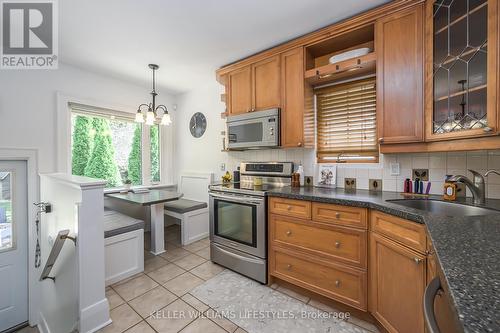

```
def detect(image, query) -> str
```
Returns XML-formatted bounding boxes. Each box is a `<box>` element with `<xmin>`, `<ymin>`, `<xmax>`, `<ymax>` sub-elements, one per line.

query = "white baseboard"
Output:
<box><xmin>79</xmin><ymin>298</ymin><xmax>111</xmax><ymax>333</ymax></box>
<box><xmin>37</xmin><ymin>312</ymin><xmax>50</xmax><ymax>333</ymax></box>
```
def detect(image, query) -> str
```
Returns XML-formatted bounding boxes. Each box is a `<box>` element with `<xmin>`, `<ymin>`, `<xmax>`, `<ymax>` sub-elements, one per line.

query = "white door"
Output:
<box><xmin>0</xmin><ymin>161</ymin><xmax>28</xmax><ymax>331</ymax></box>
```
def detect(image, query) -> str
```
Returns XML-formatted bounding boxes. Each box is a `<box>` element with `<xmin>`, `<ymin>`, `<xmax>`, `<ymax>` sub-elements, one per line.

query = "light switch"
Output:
<box><xmin>220</xmin><ymin>163</ymin><xmax>226</xmax><ymax>171</ymax></box>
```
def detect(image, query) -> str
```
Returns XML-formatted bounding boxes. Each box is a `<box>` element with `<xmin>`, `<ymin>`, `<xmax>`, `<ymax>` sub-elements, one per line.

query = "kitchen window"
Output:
<box><xmin>316</xmin><ymin>78</ymin><xmax>378</xmax><ymax>163</ymax></box>
<box><xmin>69</xmin><ymin>103</ymin><xmax>161</xmax><ymax>187</ymax></box>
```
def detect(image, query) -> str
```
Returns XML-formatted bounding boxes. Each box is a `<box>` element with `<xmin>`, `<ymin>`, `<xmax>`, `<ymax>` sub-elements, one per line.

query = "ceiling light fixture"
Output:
<box><xmin>135</xmin><ymin>64</ymin><xmax>171</xmax><ymax>126</ymax></box>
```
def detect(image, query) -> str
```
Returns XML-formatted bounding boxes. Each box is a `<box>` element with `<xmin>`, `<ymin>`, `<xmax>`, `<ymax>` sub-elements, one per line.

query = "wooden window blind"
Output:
<box><xmin>316</xmin><ymin>78</ymin><xmax>378</xmax><ymax>163</ymax></box>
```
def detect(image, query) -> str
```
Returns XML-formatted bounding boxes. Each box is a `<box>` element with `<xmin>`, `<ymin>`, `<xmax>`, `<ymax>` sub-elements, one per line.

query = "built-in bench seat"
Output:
<box><xmin>164</xmin><ymin>198</ymin><xmax>207</xmax><ymax>214</ymax></box>
<box><xmin>164</xmin><ymin>173</ymin><xmax>212</xmax><ymax>246</ymax></box>
<box><xmin>104</xmin><ymin>210</ymin><xmax>144</xmax><ymax>286</ymax></box>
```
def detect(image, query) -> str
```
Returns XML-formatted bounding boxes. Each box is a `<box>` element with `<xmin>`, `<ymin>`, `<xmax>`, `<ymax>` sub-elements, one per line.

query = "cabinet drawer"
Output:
<box><xmin>312</xmin><ymin>202</ymin><xmax>367</xmax><ymax>229</ymax></box>
<box><xmin>271</xmin><ymin>247</ymin><xmax>367</xmax><ymax>310</ymax></box>
<box><xmin>370</xmin><ymin>211</ymin><xmax>426</xmax><ymax>253</ymax></box>
<box><xmin>270</xmin><ymin>215</ymin><xmax>367</xmax><ymax>269</ymax></box>
<box><xmin>269</xmin><ymin>197</ymin><xmax>311</xmax><ymax>219</ymax></box>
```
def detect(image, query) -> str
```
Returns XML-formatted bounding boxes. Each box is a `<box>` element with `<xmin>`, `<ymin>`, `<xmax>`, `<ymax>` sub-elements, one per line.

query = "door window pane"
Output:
<box><xmin>215</xmin><ymin>201</ymin><xmax>256</xmax><ymax>247</ymax></box>
<box><xmin>0</xmin><ymin>172</ymin><xmax>13</xmax><ymax>251</ymax></box>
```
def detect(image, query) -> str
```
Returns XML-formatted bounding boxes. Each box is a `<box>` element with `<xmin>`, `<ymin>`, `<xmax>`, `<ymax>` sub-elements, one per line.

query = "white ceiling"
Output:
<box><xmin>60</xmin><ymin>0</ymin><xmax>389</xmax><ymax>94</ymax></box>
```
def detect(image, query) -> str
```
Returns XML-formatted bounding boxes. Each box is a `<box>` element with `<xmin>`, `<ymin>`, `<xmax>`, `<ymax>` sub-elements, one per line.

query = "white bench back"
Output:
<box><xmin>178</xmin><ymin>173</ymin><xmax>213</xmax><ymax>203</ymax></box>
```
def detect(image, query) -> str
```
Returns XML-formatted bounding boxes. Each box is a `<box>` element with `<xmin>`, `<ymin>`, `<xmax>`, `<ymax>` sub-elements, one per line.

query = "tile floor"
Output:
<box><xmin>98</xmin><ymin>224</ymin><xmax>379</xmax><ymax>333</ymax></box>
<box><xmin>16</xmin><ymin>224</ymin><xmax>378</xmax><ymax>333</ymax></box>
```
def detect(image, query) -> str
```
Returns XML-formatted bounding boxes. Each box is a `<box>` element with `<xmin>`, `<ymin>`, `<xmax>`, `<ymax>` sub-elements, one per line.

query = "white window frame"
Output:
<box><xmin>56</xmin><ymin>93</ymin><xmax>169</xmax><ymax>187</ymax></box>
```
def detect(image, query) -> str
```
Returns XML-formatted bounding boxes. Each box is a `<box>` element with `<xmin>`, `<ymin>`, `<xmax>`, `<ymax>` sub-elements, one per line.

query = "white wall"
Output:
<box><xmin>0</xmin><ymin>63</ymin><xmax>175</xmax><ymax>175</ymax></box>
<box><xmin>173</xmin><ymin>81</ymin><xmax>227</xmax><ymax>180</ymax></box>
<box><xmin>173</xmin><ymin>81</ymin><xmax>500</xmax><ymax>199</ymax></box>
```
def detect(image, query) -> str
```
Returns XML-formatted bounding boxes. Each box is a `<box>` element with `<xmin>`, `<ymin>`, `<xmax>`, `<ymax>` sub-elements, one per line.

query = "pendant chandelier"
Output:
<box><xmin>135</xmin><ymin>64</ymin><xmax>171</xmax><ymax>126</ymax></box>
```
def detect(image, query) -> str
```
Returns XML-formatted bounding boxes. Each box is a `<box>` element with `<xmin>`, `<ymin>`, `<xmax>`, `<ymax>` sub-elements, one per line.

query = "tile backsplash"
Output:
<box><xmin>226</xmin><ymin>149</ymin><xmax>500</xmax><ymax>199</ymax></box>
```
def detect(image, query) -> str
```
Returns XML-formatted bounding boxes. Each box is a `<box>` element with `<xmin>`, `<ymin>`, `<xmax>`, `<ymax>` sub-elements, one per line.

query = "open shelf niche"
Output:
<box><xmin>304</xmin><ymin>24</ymin><xmax>376</xmax><ymax>86</ymax></box>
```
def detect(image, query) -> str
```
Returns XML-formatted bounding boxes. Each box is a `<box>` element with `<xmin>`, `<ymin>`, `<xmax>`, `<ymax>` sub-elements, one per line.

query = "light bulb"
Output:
<box><xmin>135</xmin><ymin>111</ymin><xmax>144</xmax><ymax>123</ymax></box>
<box><xmin>146</xmin><ymin>110</ymin><xmax>155</xmax><ymax>125</ymax></box>
<box><xmin>161</xmin><ymin>113</ymin><xmax>171</xmax><ymax>125</ymax></box>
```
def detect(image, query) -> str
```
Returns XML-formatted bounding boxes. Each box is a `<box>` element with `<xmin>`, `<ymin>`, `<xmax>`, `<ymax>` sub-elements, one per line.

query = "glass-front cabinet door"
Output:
<box><xmin>426</xmin><ymin>0</ymin><xmax>498</xmax><ymax>140</ymax></box>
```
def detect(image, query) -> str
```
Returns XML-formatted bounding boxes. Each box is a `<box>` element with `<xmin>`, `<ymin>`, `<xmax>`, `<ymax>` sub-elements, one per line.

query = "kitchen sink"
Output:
<box><xmin>386</xmin><ymin>199</ymin><xmax>500</xmax><ymax>217</ymax></box>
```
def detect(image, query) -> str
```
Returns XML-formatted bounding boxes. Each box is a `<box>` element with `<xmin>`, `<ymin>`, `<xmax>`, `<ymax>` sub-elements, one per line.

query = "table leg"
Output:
<box><xmin>150</xmin><ymin>203</ymin><xmax>165</xmax><ymax>255</ymax></box>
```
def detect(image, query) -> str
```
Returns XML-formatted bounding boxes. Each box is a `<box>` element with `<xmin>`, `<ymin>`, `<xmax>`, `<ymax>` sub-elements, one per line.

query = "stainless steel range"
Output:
<box><xmin>208</xmin><ymin>162</ymin><xmax>293</xmax><ymax>283</ymax></box>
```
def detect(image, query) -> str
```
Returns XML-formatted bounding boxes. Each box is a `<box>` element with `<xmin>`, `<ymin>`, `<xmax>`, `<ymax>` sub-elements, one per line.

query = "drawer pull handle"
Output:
<box><xmin>335</xmin><ymin>212</ymin><xmax>341</xmax><ymax>219</ymax></box>
<box><xmin>287</xmin><ymin>205</ymin><xmax>292</xmax><ymax>211</ymax></box>
<box><xmin>335</xmin><ymin>241</ymin><xmax>341</xmax><ymax>248</ymax></box>
<box><xmin>414</xmin><ymin>258</ymin><xmax>423</xmax><ymax>264</ymax></box>
<box><xmin>286</xmin><ymin>230</ymin><xmax>292</xmax><ymax>236</ymax></box>
<box><xmin>335</xmin><ymin>280</ymin><xmax>341</xmax><ymax>288</ymax></box>
<box><xmin>286</xmin><ymin>264</ymin><xmax>292</xmax><ymax>271</ymax></box>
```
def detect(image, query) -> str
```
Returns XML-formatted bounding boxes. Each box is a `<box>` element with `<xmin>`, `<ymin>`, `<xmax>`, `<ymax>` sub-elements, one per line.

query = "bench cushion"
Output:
<box><xmin>104</xmin><ymin>210</ymin><xmax>145</xmax><ymax>238</ymax></box>
<box><xmin>164</xmin><ymin>198</ymin><xmax>207</xmax><ymax>214</ymax></box>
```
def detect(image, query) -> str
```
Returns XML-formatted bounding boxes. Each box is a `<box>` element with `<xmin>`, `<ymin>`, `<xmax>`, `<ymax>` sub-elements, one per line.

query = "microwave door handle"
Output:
<box><xmin>210</xmin><ymin>193</ymin><xmax>263</xmax><ymax>205</ymax></box>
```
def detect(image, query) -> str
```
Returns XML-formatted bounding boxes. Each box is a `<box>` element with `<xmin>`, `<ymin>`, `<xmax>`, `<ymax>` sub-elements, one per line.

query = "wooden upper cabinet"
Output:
<box><xmin>370</xmin><ymin>232</ymin><xmax>426</xmax><ymax>333</ymax></box>
<box><xmin>227</xmin><ymin>66</ymin><xmax>252</xmax><ymax>115</ymax></box>
<box><xmin>425</xmin><ymin>0</ymin><xmax>499</xmax><ymax>141</ymax></box>
<box><xmin>376</xmin><ymin>4</ymin><xmax>424</xmax><ymax>144</ymax></box>
<box><xmin>252</xmin><ymin>55</ymin><xmax>281</xmax><ymax>111</ymax></box>
<box><xmin>280</xmin><ymin>47</ymin><xmax>305</xmax><ymax>147</ymax></box>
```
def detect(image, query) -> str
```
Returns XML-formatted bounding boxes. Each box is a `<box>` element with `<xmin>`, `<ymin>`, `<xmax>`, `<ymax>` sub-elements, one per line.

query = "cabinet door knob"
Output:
<box><xmin>287</xmin><ymin>205</ymin><xmax>292</xmax><ymax>211</ymax></box>
<box><xmin>335</xmin><ymin>280</ymin><xmax>341</xmax><ymax>287</ymax></box>
<box><xmin>286</xmin><ymin>230</ymin><xmax>292</xmax><ymax>236</ymax></box>
<box><xmin>335</xmin><ymin>212</ymin><xmax>341</xmax><ymax>219</ymax></box>
<box><xmin>297</xmin><ymin>142</ymin><xmax>302</xmax><ymax>147</ymax></box>
<box><xmin>335</xmin><ymin>241</ymin><xmax>341</xmax><ymax>248</ymax></box>
<box><xmin>286</xmin><ymin>264</ymin><xmax>292</xmax><ymax>271</ymax></box>
<box><xmin>378</xmin><ymin>137</ymin><xmax>384</xmax><ymax>143</ymax></box>
<box><xmin>414</xmin><ymin>257</ymin><xmax>422</xmax><ymax>264</ymax></box>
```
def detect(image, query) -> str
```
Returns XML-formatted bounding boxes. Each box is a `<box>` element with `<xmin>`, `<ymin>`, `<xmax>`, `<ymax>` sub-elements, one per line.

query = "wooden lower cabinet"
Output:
<box><xmin>270</xmin><ymin>246</ymin><xmax>367</xmax><ymax>310</ymax></box>
<box><xmin>426</xmin><ymin>241</ymin><xmax>461</xmax><ymax>333</ymax></box>
<box><xmin>369</xmin><ymin>232</ymin><xmax>426</xmax><ymax>333</ymax></box>
<box><xmin>268</xmin><ymin>197</ymin><xmax>458</xmax><ymax>333</ymax></box>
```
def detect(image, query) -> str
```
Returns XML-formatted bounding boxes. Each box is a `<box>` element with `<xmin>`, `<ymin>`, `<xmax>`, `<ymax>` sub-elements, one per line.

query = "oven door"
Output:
<box><xmin>209</xmin><ymin>191</ymin><xmax>266</xmax><ymax>259</ymax></box>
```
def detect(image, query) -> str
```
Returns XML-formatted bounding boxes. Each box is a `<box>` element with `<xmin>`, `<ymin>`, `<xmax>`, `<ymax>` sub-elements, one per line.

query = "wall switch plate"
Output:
<box><xmin>304</xmin><ymin>176</ymin><xmax>313</xmax><ymax>187</ymax></box>
<box><xmin>390</xmin><ymin>163</ymin><xmax>400</xmax><ymax>176</ymax></box>
<box><xmin>369</xmin><ymin>179</ymin><xmax>382</xmax><ymax>191</ymax></box>
<box><xmin>412</xmin><ymin>169</ymin><xmax>429</xmax><ymax>181</ymax></box>
<box><xmin>220</xmin><ymin>163</ymin><xmax>226</xmax><ymax>171</ymax></box>
<box><xmin>345</xmin><ymin>178</ymin><xmax>356</xmax><ymax>190</ymax></box>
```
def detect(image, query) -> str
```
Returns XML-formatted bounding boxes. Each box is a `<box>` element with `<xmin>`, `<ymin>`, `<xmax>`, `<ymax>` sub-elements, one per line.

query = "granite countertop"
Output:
<box><xmin>267</xmin><ymin>186</ymin><xmax>500</xmax><ymax>333</ymax></box>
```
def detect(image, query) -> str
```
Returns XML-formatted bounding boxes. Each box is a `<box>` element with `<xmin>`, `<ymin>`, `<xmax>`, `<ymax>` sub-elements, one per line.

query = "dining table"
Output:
<box><xmin>106</xmin><ymin>189</ymin><xmax>182</xmax><ymax>255</ymax></box>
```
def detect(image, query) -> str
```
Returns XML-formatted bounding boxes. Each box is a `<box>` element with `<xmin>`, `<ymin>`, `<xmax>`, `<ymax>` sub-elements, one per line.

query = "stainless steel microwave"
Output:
<box><xmin>227</xmin><ymin>108</ymin><xmax>280</xmax><ymax>150</ymax></box>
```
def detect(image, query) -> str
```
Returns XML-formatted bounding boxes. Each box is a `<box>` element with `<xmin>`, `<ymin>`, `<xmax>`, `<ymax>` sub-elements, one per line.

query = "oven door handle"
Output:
<box><xmin>210</xmin><ymin>193</ymin><xmax>264</xmax><ymax>205</ymax></box>
<box><xmin>213</xmin><ymin>243</ymin><xmax>264</xmax><ymax>265</ymax></box>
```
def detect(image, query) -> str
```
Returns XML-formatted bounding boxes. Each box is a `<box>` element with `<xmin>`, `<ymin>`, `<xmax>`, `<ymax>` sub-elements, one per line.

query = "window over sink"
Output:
<box><xmin>316</xmin><ymin>78</ymin><xmax>378</xmax><ymax>163</ymax></box>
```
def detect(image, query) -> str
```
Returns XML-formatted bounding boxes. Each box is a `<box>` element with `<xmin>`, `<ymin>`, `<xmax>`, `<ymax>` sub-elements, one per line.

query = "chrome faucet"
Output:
<box><xmin>448</xmin><ymin>169</ymin><xmax>500</xmax><ymax>205</ymax></box>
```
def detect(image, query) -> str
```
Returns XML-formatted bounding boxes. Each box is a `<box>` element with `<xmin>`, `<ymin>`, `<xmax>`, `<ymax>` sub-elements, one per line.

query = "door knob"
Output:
<box><xmin>335</xmin><ymin>212</ymin><xmax>341</xmax><ymax>219</ymax></box>
<box><xmin>287</xmin><ymin>205</ymin><xmax>292</xmax><ymax>211</ymax></box>
<box><xmin>286</xmin><ymin>264</ymin><xmax>292</xmax><ymax>271</ymax></box>
<box><xmin>414</xmin><ymin>257</ymin><xmax>422</xmax><ymax>264</ymax></box>
<box><xmin>335</xmin><ymin>280</ymin><xmax>341</xmax><ymax>287</ymax></box>
<box><xmin>335</xmin><ymin>241</ymin><xmax>341</xmax><ymax>248</ymax></box>
<box><xmin>286</xmin><ymin>230</ymin><xmax>292</xmax><ymax>236</ymax></box>
<box><xmin>378</xmin><ymin>138</ymin><xmax>384</xmax><ymax>143</ymax></box>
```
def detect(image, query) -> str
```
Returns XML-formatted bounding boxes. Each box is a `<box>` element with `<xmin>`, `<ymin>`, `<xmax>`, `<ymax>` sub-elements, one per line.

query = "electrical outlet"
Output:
<box><xmin>412</xmin><ymin>169</ymin><xmax>429</xmax><ymax>181</ymax></box>
<box><xmin>220</xmin><ymin>163</ymin><xmax>226</xmax><ymax>171</ymax></box>
<box><xmin>345</xmin><ymin>178</ymin><xmax>356</xmax><ymax>190</ymax></box>
<box><xmin>390</xmin><ymin>163</ymin><xmax>400</xmax><ymax>176</ymax></box>
<box><xmin>304</xmin><ymin>176</ymin><xmax>313</xmax><ymax>187</ymax></box>
<box><xmin>369</xmin><ymin>179</ymin><xmax>382</xmax><ymax>191</ymax></box>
